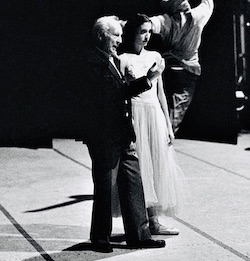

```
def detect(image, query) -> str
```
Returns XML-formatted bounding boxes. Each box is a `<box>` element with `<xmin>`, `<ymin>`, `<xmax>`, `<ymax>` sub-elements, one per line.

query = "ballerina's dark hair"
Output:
<box><xmin>119</xmin><ymin>13</ymin><xmax>152</xmax><ymax>54</ymax></box>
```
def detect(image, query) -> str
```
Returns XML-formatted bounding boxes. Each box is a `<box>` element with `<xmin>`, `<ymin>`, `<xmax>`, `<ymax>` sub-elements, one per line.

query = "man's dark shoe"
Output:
<box><xmin>127</xmin><ymin>239</ymin><xmax>166</xmax><ymax>249</ymax></box>
<box><xmin>92</xmin><ymin>240</ymin><xmax>113</xmax><ymax>253</ymax></box>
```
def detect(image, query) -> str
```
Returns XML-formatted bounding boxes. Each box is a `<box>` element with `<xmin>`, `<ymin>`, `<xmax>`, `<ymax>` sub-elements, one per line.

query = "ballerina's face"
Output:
<box><xmin>134</xmin><ymin>22</ymin><xmax>152</xmax><ymax>48</ymax></box>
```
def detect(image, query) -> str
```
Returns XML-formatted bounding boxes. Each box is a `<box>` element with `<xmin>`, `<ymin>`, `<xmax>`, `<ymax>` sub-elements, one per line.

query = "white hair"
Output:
<box><xmin>92</xmin><ymin>15</ymin><xmax>121</xmax><ymax>45</ymax></box>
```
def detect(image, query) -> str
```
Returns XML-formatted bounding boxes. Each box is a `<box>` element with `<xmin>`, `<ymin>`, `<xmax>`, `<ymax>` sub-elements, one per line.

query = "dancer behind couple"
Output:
<box><xmin>150</xmin><ymin>0</ymin><xmax>214</xmax><ymax>133</ymax></box>
<box><xmin>117</xmin><ymin>13</ymin><xmax>185</xmax><ymax>235</ymax></box>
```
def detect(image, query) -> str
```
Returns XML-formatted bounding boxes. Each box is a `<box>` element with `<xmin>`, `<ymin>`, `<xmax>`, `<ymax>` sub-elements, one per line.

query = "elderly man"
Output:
<box><xmin>150</xmin><ymin>0</ymin><xmax>214</xmax><ymax>133</ymax></box>
<box><xmin>82</xmin><ymin>15</ymin><xmax>166</xmax><ymax>253</ymax></box>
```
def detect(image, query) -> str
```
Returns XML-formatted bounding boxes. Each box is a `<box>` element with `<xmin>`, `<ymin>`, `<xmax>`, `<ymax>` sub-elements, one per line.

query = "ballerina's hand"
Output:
<box><xmin>169</xmin><ymin>133</ymin><xmax>175</xmax><ymax>144</ymax></box>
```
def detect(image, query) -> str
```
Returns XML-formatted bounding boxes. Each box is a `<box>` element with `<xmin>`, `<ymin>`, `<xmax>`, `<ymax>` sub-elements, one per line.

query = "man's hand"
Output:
<box><xmin>146</xmin><ymin>58</ymin><xmax>165</xmax><ymax>82</ymax></box>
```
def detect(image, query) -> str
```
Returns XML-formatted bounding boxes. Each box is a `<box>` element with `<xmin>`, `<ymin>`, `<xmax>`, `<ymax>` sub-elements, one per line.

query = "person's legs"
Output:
<box><xmin>116</xmin><ymin>142</ymin><xmax>165</xmax><ymax>248</ymax></box>
<box><xmin>172</xmin><ymin>70</ymin><xmax>198</xmax><ymax>133</ymax></box>
<box><xmin>164</xmin><ymin>68</ymin><xmax>198</xmax><ymax>133</ymax></box>
<box><xmin>87</xmin><ymin>144</ymin><xmax>120</xmax><ymax>252</ymax></box>
<box><xmin>88</xmin><ymin>142</ymin><xmax>165</xmax><ymax>250</ymax></box>
<box><xmin>117</xmin><ymin>142</ymin><xmax>151</xmax><ymax>244</ymax></box>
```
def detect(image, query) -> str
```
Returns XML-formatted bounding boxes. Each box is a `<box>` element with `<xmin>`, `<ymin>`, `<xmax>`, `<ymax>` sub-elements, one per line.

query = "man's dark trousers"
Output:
<box><xmin>87</xmin><ymin>142</ymin><xmax>151</xmax><ymax>244</ymax></box>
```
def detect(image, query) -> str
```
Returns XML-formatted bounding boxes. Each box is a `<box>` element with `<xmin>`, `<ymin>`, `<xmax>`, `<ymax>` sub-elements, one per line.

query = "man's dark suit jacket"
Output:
<box><xmin>82</xmin><ymin>46</ymin><xmax>151</xmax><ymax>155</ymax></box>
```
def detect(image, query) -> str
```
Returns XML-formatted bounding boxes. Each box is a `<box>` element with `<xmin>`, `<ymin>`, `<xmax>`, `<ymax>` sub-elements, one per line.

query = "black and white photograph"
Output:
<box><xmin>0</xmin><ymin>0</ymin><xmax>250</xmax><ymax>260</ymax></box>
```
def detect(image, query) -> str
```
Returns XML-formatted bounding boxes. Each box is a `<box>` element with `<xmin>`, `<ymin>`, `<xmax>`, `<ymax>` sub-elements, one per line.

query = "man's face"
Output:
<box><xmin>103</xmin><ymin>22</ymin><xmax>123</xmax><ymax>57</ymax></box>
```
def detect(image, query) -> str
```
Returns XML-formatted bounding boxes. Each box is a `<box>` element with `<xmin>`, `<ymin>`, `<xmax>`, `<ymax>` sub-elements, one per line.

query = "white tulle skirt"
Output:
<box><xmin>132</xmin><ymin>100</ymin><xmax>185</xmax><ymax>216</ymax></box>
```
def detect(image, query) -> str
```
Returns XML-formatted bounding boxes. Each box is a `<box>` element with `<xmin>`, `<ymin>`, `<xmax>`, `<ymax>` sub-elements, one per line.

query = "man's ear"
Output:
<box><xmin>97</xmin><ymin>32</ymin><xmax>103</xmax><ymax>41</ymax></box>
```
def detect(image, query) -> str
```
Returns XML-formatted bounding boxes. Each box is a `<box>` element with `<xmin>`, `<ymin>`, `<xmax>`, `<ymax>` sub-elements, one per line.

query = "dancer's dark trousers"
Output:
<box><xmin>87</xmin><ymin>142</ymin><xmax>151</xmax><ymax>244</ymax></box>
<box><xmin>164</xmin><ymin>68</ymin><xmax>198</xmax><ymax>132</ymax></box>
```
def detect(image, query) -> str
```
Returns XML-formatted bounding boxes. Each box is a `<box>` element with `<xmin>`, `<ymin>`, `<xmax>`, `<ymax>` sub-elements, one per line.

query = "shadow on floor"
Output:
<box><xmin>24</xmin><ymin>195</ymin><xmax>93</xmax><ymax>213</ymax></box>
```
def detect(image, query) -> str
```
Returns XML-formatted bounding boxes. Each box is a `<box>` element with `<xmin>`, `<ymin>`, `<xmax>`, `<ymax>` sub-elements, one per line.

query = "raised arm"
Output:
<box><xmin>150</xmin><ymin>14</ymin><xmax>172</xmax><ymax>35</ymax></box>
<box><xmin>191</xmin><ymin>0</ymin><xmax>214</xmax><ymax>25</ymax></box>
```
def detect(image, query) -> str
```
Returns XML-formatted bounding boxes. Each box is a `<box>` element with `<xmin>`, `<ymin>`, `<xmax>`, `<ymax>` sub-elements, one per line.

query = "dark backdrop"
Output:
<box><xmin>176</xmin><ymin>0</ymin><xmax>238</xmax><ymax>144</ymax></box>
<box><xmin>0</xmin><ymin>0</ymin><xmax>238</xmax><ymax>148</ymax></box>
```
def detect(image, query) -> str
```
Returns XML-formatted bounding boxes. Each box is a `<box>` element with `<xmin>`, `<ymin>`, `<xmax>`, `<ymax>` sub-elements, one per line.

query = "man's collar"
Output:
<box><xmin>95</xmin><ymin>46</ymin><xmax>110</xmax><ymax>59</ymax></box>
<box><xmin>94</xmin><ymin>45</ymin><xmax>123</xmax><ymax>81</ymax></box>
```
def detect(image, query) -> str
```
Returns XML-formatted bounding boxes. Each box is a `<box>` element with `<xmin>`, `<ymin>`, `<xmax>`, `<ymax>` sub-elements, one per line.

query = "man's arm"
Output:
<box><xmin>150</xmin><ymin>14</ymin><xmax>172</xmax><ymax>35</ymax></box>
<box><xmin>127</xmin><ymin>76</ymin><xmax>152</xmax><ymax>97</ymax></box>
<box><xmin>127</xmin><ymin>59</ymin><xmax>165</xmax><ymax>97</ymax></box>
